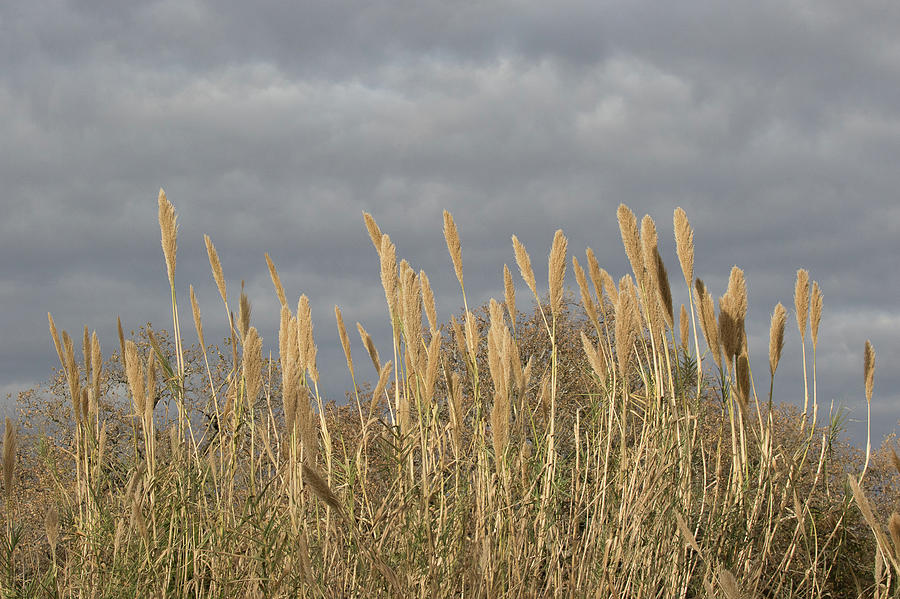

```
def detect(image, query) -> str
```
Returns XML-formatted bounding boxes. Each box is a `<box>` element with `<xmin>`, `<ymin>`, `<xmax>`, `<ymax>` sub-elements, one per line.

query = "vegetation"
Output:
<box><xmin>1</xmin><ymin>190</ymin><xmax>899</xmax><ymax>597</ymax></box>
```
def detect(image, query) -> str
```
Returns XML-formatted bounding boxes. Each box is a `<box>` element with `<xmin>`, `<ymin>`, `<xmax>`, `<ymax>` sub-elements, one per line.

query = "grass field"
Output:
<box><xmin>1</xmin><ymin>190</ymin><xmax>898</xmax><ymax>597</ymax></box>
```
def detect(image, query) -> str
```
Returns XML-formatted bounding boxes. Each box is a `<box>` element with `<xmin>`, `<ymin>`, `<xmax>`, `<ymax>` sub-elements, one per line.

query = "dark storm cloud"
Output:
<box><xmin>2</xmin><ymin>0</ymin><xmax>898</xmax><ymax>445</ymax></box>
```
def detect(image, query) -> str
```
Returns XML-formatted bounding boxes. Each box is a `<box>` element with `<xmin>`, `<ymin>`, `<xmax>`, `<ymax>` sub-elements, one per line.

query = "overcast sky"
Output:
<box><xmin>2</xmin><ymin>0</ymin><xmax>898</xmax><ymax>448</ymax></box>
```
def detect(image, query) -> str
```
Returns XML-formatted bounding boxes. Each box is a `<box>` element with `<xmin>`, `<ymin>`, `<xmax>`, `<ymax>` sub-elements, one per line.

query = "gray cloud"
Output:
<box><xmin>2</xmin><ymin>0</ymin><xmax>898</xmax><ymax>447</ymax></box>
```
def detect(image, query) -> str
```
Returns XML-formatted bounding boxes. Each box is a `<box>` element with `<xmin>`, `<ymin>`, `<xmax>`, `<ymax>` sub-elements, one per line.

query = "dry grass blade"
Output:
<box><xmin>890</xmin><ymin>513</ymin><xmax>900</xmax><ymax>563</ymax></box>
<box><xmin>265</xmin><ymin>253</ymin><xmax>288</xmax><ymax>307</ymax></box>
<box><xmin>158</xmin><ymin>188</ymin><xmax>178</xmax><ymax>287</ymax></box>
<box><xmin>674</xmin><ymin>207</ymin><xmax>694</xmax><ymax>286</ymax></box>
<box><xmin>548</xmin><ymin>229</ymin><xmax>567</xmax><ymax>318</ymax></box>
<box><xmin>444</xmin><ymin>210</ymin><xmax>464</xmax><ymax>289</ymax></box>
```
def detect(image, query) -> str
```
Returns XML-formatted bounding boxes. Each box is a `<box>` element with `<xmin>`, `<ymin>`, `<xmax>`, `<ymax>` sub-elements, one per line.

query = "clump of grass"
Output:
<box><xmin>2</xmin><ymin>193</ymin><xmax>894</xmax><ymax>597</ymax></box>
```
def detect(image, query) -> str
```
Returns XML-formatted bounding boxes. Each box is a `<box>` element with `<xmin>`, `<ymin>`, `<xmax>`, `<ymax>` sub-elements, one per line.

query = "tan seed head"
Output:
<box><xmin>512</xmin><ymin>235</ymin><xmax>538</xmax><ymax>298</ymax></box>
<box><xmin>618</xmin><ymin>204</ymin><xmax>644</xmax><ymax>288</ymax></box>
<box><xmin>768</xmin><ymin>303</ymin><xmax>787</xmax><ymax>376</ymax></box>
<box><xmin>810</xmin><ymin>281</ymin><xmax>823</xmax><ymax>348</ymax></box>
<box><xmin>205</xmin><ymin>235</ymin><xmax>227</xmax><ymax>305</ymax></box>
<box><xmin>158</xmin><ymin>189</ymin><xmax>178</xmax><ymax>288</ymax></box>
<box><xmin>265</xmin><ymin>253</ymin><xmax>288</xmax><ymax>307</ymax></box>
<box><xmin>548</xmin><ymin>229</ymin><xmax>568</xmax><ymax>318</ymax></box>
<box><xmin>673</xmin><ymin>207</ymin><xmax>694</xmax><ymax>286</ymax></box>
<box><xmin>795</xmin><ymin>269</ymin><xmax>810</xmax><ymax>340</ymax></box>
<box><xmin>864</xmin><ymin>340</ymin><xmax>875</xmax><ymax>404</ymax></box>
<box><xmin>443</xmin><ymin>210</ymin><xmax>464</xmax><ymax>289</ymax></box>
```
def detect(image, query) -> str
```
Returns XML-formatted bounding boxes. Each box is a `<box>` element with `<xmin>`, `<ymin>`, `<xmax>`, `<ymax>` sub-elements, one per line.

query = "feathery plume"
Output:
<box><xmin>238</xmin><ymin>281</ymin><xmax>251</xmax><ymax>340</ymax></box>
<box><xmin>443</xmin><ymin>210</ymin><xmax>464</xmax><ymax>289</ymax></box>
<box><xmin>205</xmin><ymin>235</ymin><xmax>227</xmax><ymax>304</ymax></box>
<box><xmin>297</xmin><ymin>295</ymin><xmax>318</xmax><ymax>383</ymax></box>
<box><xmin>890</xmin><ymin>513</ymin><xmax>900</xmax><ymax>563</ymax></box>
<box><xmin>655</xmin><ymin>249</ymin><xmax>675</xmax><ymax>329</ymax></box>
<box><xmin>585</xmin><ymin>248</ymin><xmax>605</xmax><ymax>308</ymax></box>
<box><xmin>190</xmin><ymin>285</ymin><xmax>205</xmax><ymax>349</ymax></box>
<box><xmin>573</xmin><ymin>257</ymin><xmax>599</xmax><ymax>328</ymax></box>
<box><xmin>600</xmin><ymin>268</ymin><xmax>618</xmax><ymax>308</ymax></box>
<box><xmin>379</xmin><ymin>234</ymin><xmax>399</xmax><ymax>320</ymax></box>
<box><xmin>420</xmin><ymin>271</ymin><xmax>437</xmax><ymax>334</ymax></box>
<box><xmin>363</xmin><ymin>212</ymin><xmax>383</xmax><ymax>256</ymax></box>
<box><xmin>548</xmin><ymin>229</ymin><xmax>568</xmax><ymax>318</ymax></box>
<box><xmin>618</xmin><ymin>204</ymin><xmax>644</xmax><ymax>287</ymax></box>
<box><xmin>242</xmin><ymin>327</ymin><xmax>263</xmax><ymax>404</ymax></box>
<box><xmin>581</xmin><ymin>330</ymin><xmax>607</xmax><ymax>379</ymax></box>
<box><xmin>695</xmin><ymin>279</ymin><xmax>722</xmax><ymax>370</ymax></box>
<box><xmin>124</xmin><ymin>341</ymin><xmax>146</xmax><ymax>417</ymax></box>
<box><xmin>158</xmin><ymin>189</ymin><xmax>177</xmax><ymax>288</ymax></box>
<box><xmin>117</xmin><ymin>317</ymin><xmax>126</xmax><ymax>370</ymax></box>
<box><xmin>369</xmin><ymin>361</ymin><xmax>392</xmax><ymax>419</ymax></box>
<box><xmin>504</xmin><ymin>264</ymin><xmax>516</xmax><ymax>332</ymax></box>
<box><xmin>864</xmin><ymin>340</ymin><xmax>875</xmax><ymax>404</ymax></box>
<box><xmin>795</xmin><ymin>269</ymin><xmax>809</xmax><ymax>340</ymax></box>
<box><xmin>512</xmin><ymin>235</ymin><xmax>537</xmax><ymax>298</ymax></box>
<box><xmin>357</xmin><ymin>323</ymin><xmax>380</xmax><ymax>373</ymax></box>
<box><xmin>673</xmin><ymin>207</ymin><xmax>694</xmax><ymax>286</ymax></box>
<box><xmin>679</xmin><ymin>303</ymin><xmax>689</xmax><ymax>349</ymax></box>
<box><xmin>736</xmin><ymin>352</ymin><xmax>750</xmax><ymax>413</ymax></box>
<box><xmin>265</xmin><ymin>253</ymin><xmax>288</xmax><ymax>307</ymax></box>
<box><xmin>302</xmin><ymin>463</ymin><xmax>342</xmax><ymax>513</ymax></box>
<box><xmin>48</xmin><ymin>313</ymin><xmax>64</xmax><ymax>368</ymax></box>
<box><xmin>768</xmin><ymin>303</ymin><xmax>787</xmax><ymax>376</ymax></box>
<box><xmin>335</xmin><ymin>306</ymin><xmax>353</xmax><ymax>374</ymax></box>
<box><xmin>615</xmin><ymin>276</ymin><xmax>639</xmax><ymax>377</ymax></box>
<box><xmin>82</xmin><ymin>326</ymin><xmax>91</xmax><ymax>381</ymax></box>
<box><xmin>810</xmin><ymin>281</ymin><xmax>823</xmax><ymax>349</ymax></box>
<box><xmin>45</xmin><ymin>506</ymin><xmax>59</xmax><ymax>552</ymax></box>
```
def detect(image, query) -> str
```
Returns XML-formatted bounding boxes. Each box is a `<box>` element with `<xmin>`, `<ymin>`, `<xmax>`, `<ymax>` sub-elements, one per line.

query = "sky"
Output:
<box><xmin>2</xmin><ymin>0</ymin><xmax>898</xmax><ymax>448</ymax></box>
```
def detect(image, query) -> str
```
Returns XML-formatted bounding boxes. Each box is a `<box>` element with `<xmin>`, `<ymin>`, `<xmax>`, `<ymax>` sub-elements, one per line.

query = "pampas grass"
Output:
<box><xmin>3</xmin><ymin>195</ymin><xmax>891</xmax><ymax>598</ymax></box>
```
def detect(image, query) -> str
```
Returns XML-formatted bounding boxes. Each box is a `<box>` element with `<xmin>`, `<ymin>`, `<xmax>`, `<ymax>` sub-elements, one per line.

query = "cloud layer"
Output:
<box><xmin>3</xmin><ymin>0</ymin><xmax>898</xmax><ymax>446</ymax></box>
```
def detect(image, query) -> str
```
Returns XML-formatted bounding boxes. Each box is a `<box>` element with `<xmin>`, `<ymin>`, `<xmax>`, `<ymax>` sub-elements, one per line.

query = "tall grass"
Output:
<box><xmin>2</xmin><ymin>191</ymin><xmax>898</xmax><ymax>597</ymax></box>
